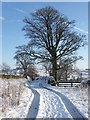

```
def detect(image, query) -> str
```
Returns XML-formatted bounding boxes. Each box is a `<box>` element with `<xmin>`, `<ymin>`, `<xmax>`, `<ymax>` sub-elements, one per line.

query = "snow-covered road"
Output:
<box><xmin>26</xmin><ymin>80</ymin><xmax>87</xmax><ymax>119</ymax></box>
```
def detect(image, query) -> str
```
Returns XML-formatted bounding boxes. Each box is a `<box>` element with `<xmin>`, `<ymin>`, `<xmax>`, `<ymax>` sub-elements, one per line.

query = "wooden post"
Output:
<box><xmin>71</xmin><ymin>82</ymin><xmax>73</xmax><ymax>87</ymax></box>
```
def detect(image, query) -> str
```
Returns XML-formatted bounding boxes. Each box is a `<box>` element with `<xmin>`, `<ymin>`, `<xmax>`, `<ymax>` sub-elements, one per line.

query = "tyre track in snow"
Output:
<box><xmin>26</xmin><ymin>83</ymin><xmax>72</xmax><ymax>118</ymax></box>
<box><xmin>43</xmin><ymin>86</ymin><xmax>87</xmax><ymax>120</ymax></box>
<box><xmin>26</xmin><ymin>87</ymin><xmax>40</xmax><ymax>118</ymax></box>
<box><xmin>25</xmin><ymin>81</ymin><xmax>87</xmax><ymax>119</ymax></box>
<box><xmin>40</xmin><ymin>87</ymin><xmax>72</xmax><ymax>118</ymax></box>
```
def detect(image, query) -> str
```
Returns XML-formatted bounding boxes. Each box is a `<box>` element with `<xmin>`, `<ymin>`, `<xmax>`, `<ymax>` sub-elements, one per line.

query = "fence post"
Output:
<box><xmin>71</xmin><ymin>82</ymin><xmax>73</xmax><ymax>87</ymax></box>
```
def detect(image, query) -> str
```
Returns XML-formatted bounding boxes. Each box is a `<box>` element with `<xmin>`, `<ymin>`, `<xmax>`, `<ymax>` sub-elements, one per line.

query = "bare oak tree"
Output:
<box><xmin>22</xmin><ymin>7</ymin><xmax>86</xmax><ymax>83</ymax></box>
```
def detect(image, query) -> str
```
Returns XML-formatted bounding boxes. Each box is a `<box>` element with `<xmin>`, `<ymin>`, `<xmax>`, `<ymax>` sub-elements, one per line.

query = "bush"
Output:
<box><xmin>0</xmin><ymin>74</ymin><xmax>24</xmax><ymax>79</ymax></box>
<box><xmin>48</xmin><ymin>77</ymin><xmax>56</xmax><ymax>86</ymax></box>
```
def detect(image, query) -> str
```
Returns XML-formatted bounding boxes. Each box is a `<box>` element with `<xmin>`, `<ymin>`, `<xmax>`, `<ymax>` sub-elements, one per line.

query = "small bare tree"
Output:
<box><xmin>27</xmin><ymin>64</ymin><xmax>38</xmax><ymax>80</ymax></box>
<box><xmin>1</xmin><ymin>63</ymin><xmax>11</xmax><ymax>75</ymax></box>
<box><xmin>57</xmin><ymin>56</ymin><xmax>83</xmax><ymax>81</ymax></box>
<box><xmin>42</xmin><ymin>61</ymin><xmax>52</xmax><ymax>75</ymax></box>
<box><xmin>14</xmin><ymin>45</ymin><xmax>37</xmax><ymax>79</ymax></box>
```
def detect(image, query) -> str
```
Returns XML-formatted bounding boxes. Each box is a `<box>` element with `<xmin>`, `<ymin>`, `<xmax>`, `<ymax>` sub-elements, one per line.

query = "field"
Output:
<box><xmin>0</xmin><ymin>77</ymin><xmax>88</xmax><ymax>119</ymax></box>
<box><xmin>0</xmin><ymin>78</ymin><xmax>28</xmax><ymax>118</ymax></box>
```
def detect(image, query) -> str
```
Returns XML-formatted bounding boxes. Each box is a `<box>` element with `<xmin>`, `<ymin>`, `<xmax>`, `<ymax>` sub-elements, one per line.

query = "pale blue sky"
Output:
<box><xmin>1</xmin><ymin>2</ymin><xmax>88</xmax><ymax>69</ymax></box>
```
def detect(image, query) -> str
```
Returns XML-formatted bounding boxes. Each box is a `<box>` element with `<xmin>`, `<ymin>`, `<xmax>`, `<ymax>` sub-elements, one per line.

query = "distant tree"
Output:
<box><xmin>0</xmin><ymin>65</ymin><xmax>2</xmax><ymax>74</ymax></box>
<box><xmin>71</xmin><ymin>67</ymin><xmax>82</xmax><ymax>81</ymax></box>
<box><xmin>22</xmin><ymin>6</ymin><xmax>86</xmax><ymax>83</ymax></box>
<box><xmin>1</xmin><ymin>63</ymin><xmax>11</xmax><ymax>75</ymax></box>
<box><xmin>42</xmin><ymin>61</ymin><xmax>52</xmax><ymax>75</ymax></box>
<box><xmin>11</xmin><ymin>68</ymin><xmax>18</xmax><ymax>75</ymax></box>
<box><xmin>14</xmin><ymin>45</ymin><xmax>36</xmax><ymax>79</ymax></box>
<box><xmin>27</xmin><ymin>64</ymin><xmax>38</xmax><ymax>80</ymax></box>
<box><xmin>57</xmin><ymin>56</ymin><xmax>83</xmax><ymax>81</ymax></box>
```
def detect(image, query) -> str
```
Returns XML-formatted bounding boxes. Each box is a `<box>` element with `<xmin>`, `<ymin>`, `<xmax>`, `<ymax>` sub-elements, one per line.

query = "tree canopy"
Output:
<box><xmin>17</xmin><ymin>6</ymin><xmax>86</xmax><ymax>82</ymax></box>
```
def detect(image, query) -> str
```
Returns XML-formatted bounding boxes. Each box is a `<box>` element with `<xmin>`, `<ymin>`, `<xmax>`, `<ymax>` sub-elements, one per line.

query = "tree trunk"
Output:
<box><xmin>65</xmin><ymin>69</ymin><xmax>68</xmax><ymax>81</ymax></box>
<box><xmin>52</xmin><ymin>57</ymin><xmax>58</xmax><ymax>86</ymax></box>
<box><xmin>24</xmin><ymin>68</ymin><xmax>27</xmax><ymax>79</ymax></box>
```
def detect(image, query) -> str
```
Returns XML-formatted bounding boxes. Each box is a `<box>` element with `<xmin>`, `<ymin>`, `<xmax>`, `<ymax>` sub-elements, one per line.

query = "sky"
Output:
<box><xmin>1</xmin><ymin>2</ymin><xmax>88</xmax><ymax>70</ymax></box>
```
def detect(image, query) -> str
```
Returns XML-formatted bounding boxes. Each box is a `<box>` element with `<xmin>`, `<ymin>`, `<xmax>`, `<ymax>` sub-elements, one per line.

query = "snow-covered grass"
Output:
<box><xmin>0</xmin><ymin>78</ymin><xmax>33</xmax><ymax>119</ymax></box>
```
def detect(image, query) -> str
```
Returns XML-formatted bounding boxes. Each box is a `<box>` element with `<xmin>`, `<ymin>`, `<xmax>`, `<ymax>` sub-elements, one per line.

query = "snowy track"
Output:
<box><xmin>25</xmin><ymin>80</ymin><xmax>88</xmax><ymax>119</ymax></box>
<box><xmin>38</xmin><ymin>87</ymin><xmax>72</xmax><ymax>118</ymax></box>
<box><xmin>43</xmin><ymin>87</ymin><xmax>86</xmax><ymax>120</ymax></box>
<box><xmin>27</xmin><ymin>88</ymin><xmax>40</xmax><ymax>118</ymax></box>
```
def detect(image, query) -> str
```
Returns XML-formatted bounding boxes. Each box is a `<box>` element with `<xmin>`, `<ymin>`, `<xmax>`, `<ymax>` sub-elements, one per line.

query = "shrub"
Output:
<box><xmin>0</xmin><ymin>74</ymin><xmax>24</xmax><ymax>79</ymax></box>
<box><xmin>48</xmin><ymin>77</ymin><xmax>56</xmax><ymax>86</ymax></box>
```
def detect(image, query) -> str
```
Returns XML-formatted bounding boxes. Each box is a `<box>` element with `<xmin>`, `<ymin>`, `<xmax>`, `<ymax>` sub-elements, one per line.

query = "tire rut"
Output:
<box><xmin>42</xmin><ymin>87</ymin><xmax>72</xmax><ymax>118</ymax></box>
<box><xmin>43</xmin><ymin>87</ymin><xmax>87</xmax><ymax>120</ymax></box>
<box><xmin>26</xmin><ymin>88</ymin><xmax>40</xmax><ymax>118</ymax></box>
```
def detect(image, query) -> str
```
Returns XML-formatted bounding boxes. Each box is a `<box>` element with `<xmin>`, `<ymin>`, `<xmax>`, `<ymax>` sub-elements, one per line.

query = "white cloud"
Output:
<box><xmin>16</xmin><ymin>8</ymin><xmax>27</xmax><ymax>14</ymax></box>
<box><xmin>74</xmin><ymin>26</ymin><xmax>88</xmax><ymax>34</ymax></box>
<box><xmin>0</xmin><ymin>16</ymin><xmax>5</xmax><ymax>21</ymax></box>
